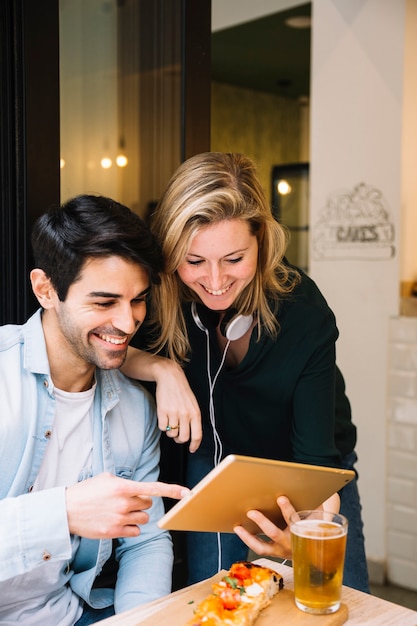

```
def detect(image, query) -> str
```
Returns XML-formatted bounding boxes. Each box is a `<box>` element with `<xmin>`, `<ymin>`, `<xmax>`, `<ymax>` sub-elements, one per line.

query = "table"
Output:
<box><xmin>98</xmin><ymin>558</ymin><xmax>417</xmax><ymax>625</ymax></box>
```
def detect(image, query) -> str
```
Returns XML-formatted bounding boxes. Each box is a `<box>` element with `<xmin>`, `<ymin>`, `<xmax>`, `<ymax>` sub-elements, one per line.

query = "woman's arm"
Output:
<box><xmin>122</xmin><ymin>347</ymin><xmax>202</xmax><ymax>452</ymax></box>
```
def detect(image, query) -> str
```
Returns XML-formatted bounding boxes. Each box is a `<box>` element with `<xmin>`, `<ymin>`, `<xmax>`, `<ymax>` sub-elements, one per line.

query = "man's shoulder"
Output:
<box><xmin>96</xmin><ymin>370</ymin><xmax>157</xmax><ymax>433</ymax></box>
<box><xmin>0</xmin><ymin>322</ymin><xmax>24</xmax><ymax>352</ymax></box>
<box><xmin>98</xmin><ymin>369</ymin><xmax>155</xmax><ymax>404</ymax></box>
<box><xmin>0</xmin><ymin>310</ymin><xmax>44</xmax><ymax>355</ymax></box>
<box><xmin>114</xmin><ymin>369</ymin><xmax>148</xmax><ymax>391</ymax></box>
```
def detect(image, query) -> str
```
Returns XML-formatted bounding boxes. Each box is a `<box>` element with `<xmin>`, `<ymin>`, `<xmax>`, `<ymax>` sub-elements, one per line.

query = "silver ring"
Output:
<box><xmin>166</xmin><ymin>424</ymin><xmax>179</xmax><ymax>432</ymax></box>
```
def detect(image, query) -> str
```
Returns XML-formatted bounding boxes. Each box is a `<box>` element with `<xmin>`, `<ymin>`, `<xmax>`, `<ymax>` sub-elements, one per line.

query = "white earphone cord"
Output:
<box><xmin>206</xmin><ymin>331</ymin><xmax>230</xmax><ymax>467</ymax></box>
<box><xmin>204</xmin><ymin>329</ymin><xmax>231</xmax><ymax>571</ymax></box>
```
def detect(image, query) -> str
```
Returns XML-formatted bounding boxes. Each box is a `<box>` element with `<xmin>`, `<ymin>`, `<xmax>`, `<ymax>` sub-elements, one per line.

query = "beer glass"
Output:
<box><xmin>290</xmin><ymin>510</ymin><xmax>348</xmax><ymax>614</ymax></box>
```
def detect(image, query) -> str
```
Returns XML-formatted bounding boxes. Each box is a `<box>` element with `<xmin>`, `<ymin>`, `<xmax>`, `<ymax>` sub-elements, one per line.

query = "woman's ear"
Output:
<box><xmin>30</xmin><ymin>269</ymin><xmax>57</xmax><ymax>309</ymax></box>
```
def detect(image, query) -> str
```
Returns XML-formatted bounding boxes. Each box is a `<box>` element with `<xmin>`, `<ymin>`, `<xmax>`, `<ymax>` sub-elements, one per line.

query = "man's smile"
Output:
<box><xmin>96</xmin><ymin>333</ymin><xmax>129</xmax><ymax>345</ymax></box>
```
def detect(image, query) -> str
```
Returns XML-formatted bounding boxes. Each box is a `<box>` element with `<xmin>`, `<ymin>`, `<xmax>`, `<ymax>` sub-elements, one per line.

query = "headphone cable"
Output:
<box><xmin>206</xmin><ymin>331</ymin><xmax>230</xmax><ymax>467</ymax></box>
<box><xmin>204</xmin><ymin>328</ymin><xmax>231</xmax><ymax>571</ymax></box>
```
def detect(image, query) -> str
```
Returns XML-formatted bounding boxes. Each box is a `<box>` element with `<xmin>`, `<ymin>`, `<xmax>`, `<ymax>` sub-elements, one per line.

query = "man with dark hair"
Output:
<box><xmin>0</xmin><ymin>195</ymin><xmax>188</xmax><ymax>625</ymax></box>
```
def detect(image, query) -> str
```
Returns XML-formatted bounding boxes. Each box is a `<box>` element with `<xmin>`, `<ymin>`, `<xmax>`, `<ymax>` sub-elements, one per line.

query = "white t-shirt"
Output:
<box><xmin>34</xmin><ymin>384</ymin><xmax>94</xmax><ymax>490</ymax></box>
<box><xmin>0</xmin><ymin>384</ymin><xmax>95</xmax><ymax>625</ymax></box>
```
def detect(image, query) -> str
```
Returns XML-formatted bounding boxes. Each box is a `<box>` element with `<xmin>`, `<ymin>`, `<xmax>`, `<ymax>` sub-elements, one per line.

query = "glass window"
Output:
<box><xmin>59</xmin><ymin>0</ymin><xmax>181</xmax><ymax>218</ymax></box>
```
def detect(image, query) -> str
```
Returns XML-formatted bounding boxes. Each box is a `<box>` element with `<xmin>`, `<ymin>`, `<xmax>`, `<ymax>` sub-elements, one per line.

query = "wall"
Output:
<box><xmin>400</xmin><ymin>0</ymin><xmax>417</xmax><ymax>290</ymax></box>
<box><xmin>309</xmin><ymin>0</ymin><xmax>408</xmax><ymax>581</ymax></box>
<box><xmin>211</xmin><ymin>82</ymin><xmax>303</xmax><ymax>197</ymax></box>
<box><xmin>388</xmin><ymin>316</ymin><xmax>417</xmax><ymax>590</ymax></box>
<box><xmin>386</xmin><ymin>0</ymin><xmax>417</xmax><ymax>585</ymax></box>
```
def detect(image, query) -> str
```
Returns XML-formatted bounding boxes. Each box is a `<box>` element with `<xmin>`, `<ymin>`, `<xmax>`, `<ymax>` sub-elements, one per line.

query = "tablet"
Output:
<box><xmin>158</xmin><ymin>454</ymin><xmax>355</xmax><ymax>534</ymax></box>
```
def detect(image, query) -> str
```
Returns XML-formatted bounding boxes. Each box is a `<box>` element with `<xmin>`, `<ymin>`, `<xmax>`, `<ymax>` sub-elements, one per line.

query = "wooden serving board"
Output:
<box><xmin>133</xmin><ymin>588</ymin><xmax>348</xmax><ymax>625</ymax></box>
<box><xmin>104</xmin><ymin>572</ymin><xmax>348</xmax><ymax>626</ymax></box>
<box><xmin>98</xmin><ymin>560</ymin><xmax>349</xmax><ymax>626</ymax></box>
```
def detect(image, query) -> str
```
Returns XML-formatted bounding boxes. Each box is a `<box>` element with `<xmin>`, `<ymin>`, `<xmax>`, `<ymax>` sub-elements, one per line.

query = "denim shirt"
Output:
<box><xmin>0</xmin><ymin>310</ymin><xmax>173</xmax><ymax>614</ymax></box>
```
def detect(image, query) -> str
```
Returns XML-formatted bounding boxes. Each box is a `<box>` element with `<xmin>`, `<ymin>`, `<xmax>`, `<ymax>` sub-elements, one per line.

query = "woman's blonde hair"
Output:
<box><xmin>149</xmin><ymin>152</ymin><xmax>300</xmax><ymax>362</ymax></box>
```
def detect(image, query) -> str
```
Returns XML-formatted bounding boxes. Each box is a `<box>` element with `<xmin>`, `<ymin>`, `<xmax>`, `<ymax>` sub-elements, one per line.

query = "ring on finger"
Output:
<box><xmin>166</xmin><ymin>424</ymin><xmax>179</xmax><ymax>432</ymax></box>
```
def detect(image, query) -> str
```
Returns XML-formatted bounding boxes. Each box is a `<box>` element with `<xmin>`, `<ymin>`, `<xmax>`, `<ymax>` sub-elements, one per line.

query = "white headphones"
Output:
<box><xmin>191</xmin><ymin>301</ymin><xmax>253</xmax><ymax>341</ymax></box>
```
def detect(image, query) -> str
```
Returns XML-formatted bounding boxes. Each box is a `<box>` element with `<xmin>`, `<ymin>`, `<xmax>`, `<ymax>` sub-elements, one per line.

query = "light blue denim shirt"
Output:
<box><xmin>0</xmin><ymin>310</ymin><xmax>173</xmax><ymax>615</ymax></box>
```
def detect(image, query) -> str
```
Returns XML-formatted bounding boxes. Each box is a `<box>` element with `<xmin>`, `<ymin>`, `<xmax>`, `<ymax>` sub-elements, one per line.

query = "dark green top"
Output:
<box><xmin>182</xmin><ymin>267</ymin><xmax>356</xmax><ymax>468</ymax></box>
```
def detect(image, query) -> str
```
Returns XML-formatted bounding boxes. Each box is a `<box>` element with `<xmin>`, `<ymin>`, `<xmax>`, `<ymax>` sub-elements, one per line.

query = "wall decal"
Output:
<box><xmin>312</xmin><ymin>182</ymin><xmax>395</xmax><ymax>260</ymax></box>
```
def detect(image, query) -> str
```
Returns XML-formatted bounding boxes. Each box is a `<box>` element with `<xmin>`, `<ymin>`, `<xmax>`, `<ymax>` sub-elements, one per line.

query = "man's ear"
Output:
<box><xmin>30</xmin><ymin>269</ymin><xmax>57</xmax><ymax>309</ymax></box>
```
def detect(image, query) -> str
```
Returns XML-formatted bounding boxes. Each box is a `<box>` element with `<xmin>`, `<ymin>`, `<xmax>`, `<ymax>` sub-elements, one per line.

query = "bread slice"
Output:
<box><xmin>184</xmin><ymin>561</ymin><xmax>283</xmax><ymax>626</ymax></box>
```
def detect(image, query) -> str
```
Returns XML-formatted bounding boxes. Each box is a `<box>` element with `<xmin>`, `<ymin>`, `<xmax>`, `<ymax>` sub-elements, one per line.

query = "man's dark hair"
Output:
<box><xmin>31</xmin><ymin>194</ymin><xmax>163</xmax><ymax>301</ymax></box>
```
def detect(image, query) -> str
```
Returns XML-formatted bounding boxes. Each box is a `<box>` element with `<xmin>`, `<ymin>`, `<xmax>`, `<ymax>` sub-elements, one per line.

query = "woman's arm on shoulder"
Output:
<box><xmin>122</xmin><ymin>347</ymin><xmax>202</xmax><ymax>452</ymax></box>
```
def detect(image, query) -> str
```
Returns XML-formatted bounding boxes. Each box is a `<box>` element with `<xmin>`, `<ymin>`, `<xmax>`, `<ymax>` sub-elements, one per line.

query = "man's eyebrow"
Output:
<box><xmin>87</xmin><ymin>291</ymin><xmax>120</xmax><ymax>298</ymax></box>
<box><xmin>87</xmin><ymin>287</ymin><xmax>151</xmax><ymax>299</ymax></box>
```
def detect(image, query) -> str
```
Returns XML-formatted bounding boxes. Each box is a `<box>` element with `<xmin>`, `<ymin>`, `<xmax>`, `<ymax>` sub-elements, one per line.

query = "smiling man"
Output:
<box><xmin>0</xmin><ymin>195</ymin><xmax>189</xmax><ymax>625</ymax></box>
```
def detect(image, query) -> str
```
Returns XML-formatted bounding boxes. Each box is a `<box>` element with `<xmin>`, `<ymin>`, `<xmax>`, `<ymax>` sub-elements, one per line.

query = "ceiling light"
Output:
<box><xmin>116</xmin><ymin>154</ymin><xmax>128</xmax><ymax>168</ymax></box>
<box><xmin>100</xmin><ymin>157</ymin><xmax>112</xmax><ymax>169</ymax></box>
<box><xmin>277</xmin><ymin>180</ymin><xmax>292</xmax><ymax>195</ymax></box>
<box><xmin>285</xmin><ymin>16</ymin><xmax>311</xmax><ymax>29</ymax></box>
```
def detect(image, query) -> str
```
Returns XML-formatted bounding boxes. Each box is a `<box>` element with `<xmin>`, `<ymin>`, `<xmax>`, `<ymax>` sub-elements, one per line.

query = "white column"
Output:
<box><xmin>309</xmin><ymin>0</ymin><xmax>406</xmax><ymax>576</ymax></box>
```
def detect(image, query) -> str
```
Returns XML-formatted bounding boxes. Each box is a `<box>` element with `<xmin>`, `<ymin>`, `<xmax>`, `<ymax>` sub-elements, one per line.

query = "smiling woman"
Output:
<box><xmin>127</xmin><ymin>151</ymin><xmax>369</xmax><ymax>594</ymax></box>
<box><xmin>147</xmin><ymin>152</ymin><xmax>296</xmax><ymax>363</ymax></box>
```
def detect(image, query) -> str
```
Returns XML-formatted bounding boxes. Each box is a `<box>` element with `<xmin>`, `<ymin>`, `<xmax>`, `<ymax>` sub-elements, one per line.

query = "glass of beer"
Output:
<box><xmin>290</xmin><ymin>510</ymin><xmax>348</xmax><ymax>614</ymax></box>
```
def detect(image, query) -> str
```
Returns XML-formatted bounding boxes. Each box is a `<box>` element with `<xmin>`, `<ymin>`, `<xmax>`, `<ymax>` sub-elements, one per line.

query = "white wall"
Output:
<box><xmin>309</xmin><ymin>0</ymin><xmax>406</xmax><ymax>571</ymax></box>
<box><xmin>387</xmin><ymin>317</ymin><xmax>417</xmax><ymax>590</ymax></box>
<box><xmin>401</xmin><ymin>0</ymin><xmax>417</xmax><ymax>286</ymax></box>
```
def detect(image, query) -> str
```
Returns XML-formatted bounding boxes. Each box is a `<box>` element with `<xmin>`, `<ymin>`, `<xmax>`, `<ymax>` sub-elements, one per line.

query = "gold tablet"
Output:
<box><xmin>158</xmin><ymin>454</ymin><xmax>355</xmax><ymax>534</ymax></box>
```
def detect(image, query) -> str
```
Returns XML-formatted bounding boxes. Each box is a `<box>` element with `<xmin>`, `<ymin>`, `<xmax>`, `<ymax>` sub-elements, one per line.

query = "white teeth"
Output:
<box><xmin>204</xmin><ymin>285</ymin><xmax>230</xmax><ymax>296</ymax></box>
<box><xmin>98</xmin><ymin>334</ymin><xmax>126</xmax><ymax>345</ymax></box>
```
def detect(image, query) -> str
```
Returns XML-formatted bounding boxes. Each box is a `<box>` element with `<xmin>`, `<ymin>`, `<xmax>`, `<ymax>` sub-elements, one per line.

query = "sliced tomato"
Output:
<box><xmin>218</xmin><ymin>587</ymin><xmax>241</xmax><ymax>610</ymax></box>
<box><xmin>229</xmin><ymin>562</ymin><xmax>252</xmax><ymax>581</ymax></box>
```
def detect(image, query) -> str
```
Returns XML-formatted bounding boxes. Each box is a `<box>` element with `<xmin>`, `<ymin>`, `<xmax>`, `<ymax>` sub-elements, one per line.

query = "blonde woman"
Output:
<box><xmin>124</xmin><ymin>152</ymin><xmax>369</xmax><ymax>592</ymax></box>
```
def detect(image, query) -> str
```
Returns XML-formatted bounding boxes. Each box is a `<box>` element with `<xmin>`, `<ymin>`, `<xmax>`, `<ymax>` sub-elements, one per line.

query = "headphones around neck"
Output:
<box><xmin>191</xmin><ymin>301</ymin><xmax>253</xmax><ymax>341</ymax></box>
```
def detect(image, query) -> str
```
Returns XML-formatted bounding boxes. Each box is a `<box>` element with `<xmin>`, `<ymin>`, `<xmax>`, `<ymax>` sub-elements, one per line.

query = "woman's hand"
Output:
<box><xmin>319</xmin><ymin>491</ymin><xmax>340</xmax><ymax>513</ymax></box>
<box><xmin>233</xmin><ymin>492</ymin><xmax>340</xmax><ymax>560</ymax></box>
<box><xmin>122</xmin><ymin>347</ymin><xmax>202</xmax><ymax>452</ymax></box>
<box><xmin>152</xmin><ymin>357</ymin><xmax>202</xmax><ymax>452</ymax></box>
<box><xmin>233</xmin><ymin>496</ymin><xmax>295</xmax><ymax>560</ymax></box>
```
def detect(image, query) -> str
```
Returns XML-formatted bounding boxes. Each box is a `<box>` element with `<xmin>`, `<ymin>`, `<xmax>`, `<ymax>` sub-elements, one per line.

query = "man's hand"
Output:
<box><xmin>65</xmin><ymin>473</ymin><xmax>189</xmax><ymax>539</ymax></box>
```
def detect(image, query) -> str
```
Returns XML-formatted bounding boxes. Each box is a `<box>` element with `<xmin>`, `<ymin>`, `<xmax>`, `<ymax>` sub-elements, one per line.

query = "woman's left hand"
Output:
<box><xmin>233</xmin><ymin>492</ymin><xmax>340</xmax><ymax>560</ymax></box>
<box><xmin>233</xmin><ymin>496</ymin><xmax>295</xmax><ymax>560</ymax></box>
